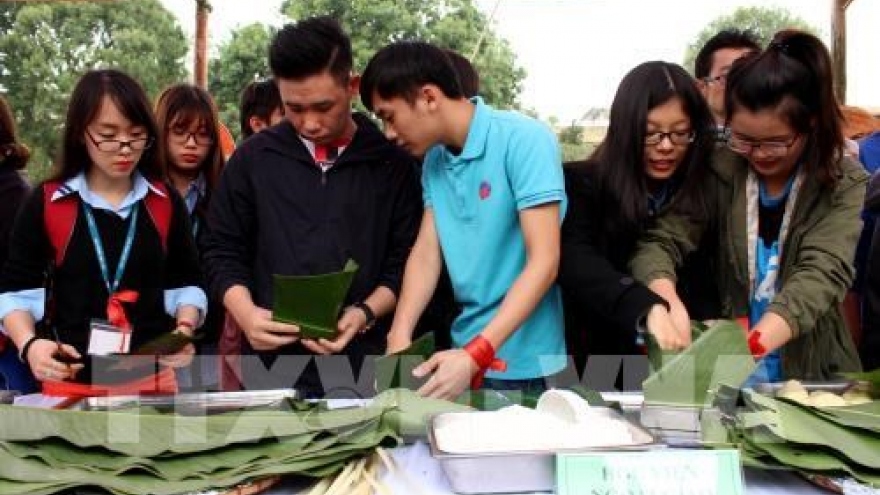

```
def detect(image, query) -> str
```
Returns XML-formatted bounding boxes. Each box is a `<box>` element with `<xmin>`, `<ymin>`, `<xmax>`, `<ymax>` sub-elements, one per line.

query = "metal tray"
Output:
<box><xmin>82</xmin><ymin>389</ymin><xmax>297</xmax><ymax>414</ymax></box>
<box><xmin>428</xmin><ymin>408</ymin><xmax>660</xmax><ymax>494</ymax></box>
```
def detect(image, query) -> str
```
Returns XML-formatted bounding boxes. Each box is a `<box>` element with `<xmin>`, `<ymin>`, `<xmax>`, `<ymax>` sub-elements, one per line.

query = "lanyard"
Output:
<box><xmin>745</xmin><ymin>168</ymin><xmax>803</xmax><ymax>297</ymax></box>
<box><xmin>83</xmin><ymin>203</ymin><xmax>139</xmax><ymax>294</ymax></box>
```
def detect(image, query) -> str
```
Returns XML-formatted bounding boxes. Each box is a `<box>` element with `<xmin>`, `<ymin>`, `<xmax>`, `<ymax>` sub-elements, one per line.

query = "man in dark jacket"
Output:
<box><xmin>860</xmin><ymin>172</ymin><xmax>880</xmax><ymax>371</ymax></box>
<box><xmin>202</xmin><ymin>16</ymin><xmax>422</xmax><ymax>397</ymax></box>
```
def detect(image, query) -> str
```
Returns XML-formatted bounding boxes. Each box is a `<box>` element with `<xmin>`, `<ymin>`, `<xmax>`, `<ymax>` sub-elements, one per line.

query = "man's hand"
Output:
<box><xmin>238</xmin><ymin>305</ymin><xmax>300</xmax><ymax>351</ymax></box>
<box><xmin>414</xmin><ymin>349</ymin><xmax>479</xmax><ymax>400</ymax></box>
<box><xmin>301</xmin><ymin>307</ymin><xmax>364</xmax><ymax>355</ymax></box>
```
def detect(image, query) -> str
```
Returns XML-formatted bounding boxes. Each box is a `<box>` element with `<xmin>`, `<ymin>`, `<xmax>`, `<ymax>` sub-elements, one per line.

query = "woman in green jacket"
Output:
<box><xmin>631</xmin><ymin>29</ymin><xmax>867</xmax><ymax>380</ymax></box>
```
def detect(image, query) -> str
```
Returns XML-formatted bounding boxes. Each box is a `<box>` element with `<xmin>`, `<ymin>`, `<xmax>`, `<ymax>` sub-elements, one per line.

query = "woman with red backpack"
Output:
<box><xmin>0</xmin><ymin>69</ymin><xmax>207</xmax><ymax>396</ymax></box>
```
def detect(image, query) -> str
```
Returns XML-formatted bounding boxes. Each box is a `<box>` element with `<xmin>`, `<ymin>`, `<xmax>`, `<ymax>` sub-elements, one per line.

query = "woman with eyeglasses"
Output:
<box><xmin>0</xmin><ymin>69</ymin><xmax>206</xmax><ymax>395</ymax></box>
<box><xmin>632</xmin><ymin>30</ymin><xmax>867</xmax><ymax>381</ymax></box>
<box><xmin>558</xmin><ymin>61</ymin><xmax>715</xmax><ymax>377</ymax></box>
<box><xmin>154</xmin><ymin>83</ymin><xmax>225</xmax><ymax>390</ymax></box>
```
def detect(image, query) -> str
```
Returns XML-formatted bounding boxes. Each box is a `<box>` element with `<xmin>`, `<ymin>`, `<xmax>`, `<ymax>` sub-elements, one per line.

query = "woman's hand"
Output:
<box><xmin>27</xmin><ymin>339</ymin><xmax>83</xmax><ymax>381</ymax></box>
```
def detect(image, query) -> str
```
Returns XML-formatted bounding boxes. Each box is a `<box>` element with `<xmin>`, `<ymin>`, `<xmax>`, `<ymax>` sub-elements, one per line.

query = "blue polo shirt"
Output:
<box><xmin>422</xmin><ymin>97</ymin><xmax>567</xmax><ymax>379</ymax></box>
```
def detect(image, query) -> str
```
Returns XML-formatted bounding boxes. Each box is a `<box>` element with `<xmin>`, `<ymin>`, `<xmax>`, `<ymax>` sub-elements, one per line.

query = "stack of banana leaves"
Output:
<box><xmin>702</xmin><ymin>380</ymin><xmax>880</xmax><ymax>489</ymax></box>
<box><xmin>0</xmin><ymin>389</ymin><xmax>468</xmax><ymax>495</ymax></box>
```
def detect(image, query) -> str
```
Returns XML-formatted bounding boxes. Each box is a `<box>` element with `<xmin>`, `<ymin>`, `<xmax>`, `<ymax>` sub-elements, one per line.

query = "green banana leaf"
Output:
<box><xmin>741</xmin><ymin>390</ymin><xmax>880</xmax><ymax>470</ymax></box>
<box><xmin>0</xmin><ymin>389</ymin><xmax>466</xmax><ymax>495</ymax></box>
<box><xmin>643</xmin><ymin>320</ymin><xmax>756</xmax><ymax>407</ymax></box>
<box><xmin>802</xmin><ymin>401</ymin><xmax>880</xmax><ymax>433</ymax></box>
<box><xmin>272</xmin><ymin>259</ymin><xmax>359</xmax><ymax>339</ymax></box>
<box><xmin>738</xmin><ymin>429</ymin><xmax>880</xmax><ymax>487</ymax></box>
<box><xmin>841</xmin><ymin>369</ymin><xmax>880</xmax><ymax>392</ymax></box>
<box><xmin>374</xmin><ymin>333</ymin><xmax>435</xmax><ymax>391</ymax></box>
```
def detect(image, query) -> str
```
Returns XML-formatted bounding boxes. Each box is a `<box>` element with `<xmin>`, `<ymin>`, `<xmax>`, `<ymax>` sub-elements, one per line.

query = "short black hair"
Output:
<box><xmin>360</xmin><ymin>41</ymin><xmax>464</xmax><ymax>111</ymax></box>
<box><xmin>239</xmin><ymin>79</ymin><xmax>282</xmax><ymax>138</ymax></box>
<box><xmin>269</xmin><ymin>16</ymin><xmax>352</xmax><ymax>83</ymax></box>
<box><xmin>694</xmin><ymin>29</ymin><xmax>761</xmax><ymax>78</ymax></box>
<box><xmin>444</xmin><ymin>49</ymin><xmax>480</xmax><ymax>98</ymax></box>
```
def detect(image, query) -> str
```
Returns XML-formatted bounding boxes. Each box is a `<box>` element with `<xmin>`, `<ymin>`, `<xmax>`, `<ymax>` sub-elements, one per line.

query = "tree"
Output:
<box><xmin>279</xmin><ymin>0</ymin><xmax>525</xmax><ymax>109</ymax></box>
<box><xmin>683</xmin><ymin>7</ymin><xmax>817</xmax><ymax>74</ymax></box>
<box><xmin>0</xmin><ymin>0</ymin><xmax>187</xmax><ymax>180</ymax></box>
<box><xmin>208</xmin><ymin>23</ymin><xmax>277</xmax><ymax>141</ymax></box>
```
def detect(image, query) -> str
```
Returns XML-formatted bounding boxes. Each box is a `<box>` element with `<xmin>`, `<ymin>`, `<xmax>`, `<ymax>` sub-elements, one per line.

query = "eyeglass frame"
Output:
<box><xmin>644</xmin><ymin>130</ymin><xmax>696</xmax><ymax>146</ymax></box>
<box><xmin>726</xmin><ymin>133</ymin><xmax>801</xmax><ymax>157</ymax></box>
<box><xmin>169</xmin><ymin>128</ymin><xmax>215</xmax><ymax>146</ymax></box>
<box><xmin>85</xmin><ymin>131</ymin><xmax>153</xmax><ymax>153</ymax></box>
<box><xmin>702</xmin><ymin>73</ymin><xmax>727</xmax><ymax>85</ymax></box>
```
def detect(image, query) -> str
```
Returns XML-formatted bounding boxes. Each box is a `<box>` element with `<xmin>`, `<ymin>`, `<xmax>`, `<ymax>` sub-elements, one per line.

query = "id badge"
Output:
<box><xmin>87</xmin><ymin>319</ymin><xmax>130</xmax><ymax>356</ymax></box>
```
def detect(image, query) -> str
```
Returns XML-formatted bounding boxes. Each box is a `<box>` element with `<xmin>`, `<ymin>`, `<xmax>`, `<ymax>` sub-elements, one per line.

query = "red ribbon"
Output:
<box><xmin>747</xmin><ymin>330</ymin><xmax>767</xmax><ymax>359</ymax></box>
<box><xmin>107</xmin><ymin>290</ymin><xmax>138</xmax><ymax>351</ymax></box>
<box><xmin>463</xmin><ymin>335</ymin><xmax>507</xmax><ymax>390</ymax></box>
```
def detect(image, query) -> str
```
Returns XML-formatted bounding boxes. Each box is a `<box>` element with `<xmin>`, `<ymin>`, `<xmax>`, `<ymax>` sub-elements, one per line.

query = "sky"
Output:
<box><xmin>161</xmin><ymin>0</ymin><xmax>880</xmax><ymax>123</ymax></box>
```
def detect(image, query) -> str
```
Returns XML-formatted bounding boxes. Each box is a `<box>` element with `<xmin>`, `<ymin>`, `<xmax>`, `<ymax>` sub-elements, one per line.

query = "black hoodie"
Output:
<box><xmin>859</xmin><ymin>171</ymin><xmax>880</xmax><ymax>370</ymax></box>
<box><xmin>202</xmin><ymin>114</ymin><xmax>422</xmax><ymax>393</ymax></box>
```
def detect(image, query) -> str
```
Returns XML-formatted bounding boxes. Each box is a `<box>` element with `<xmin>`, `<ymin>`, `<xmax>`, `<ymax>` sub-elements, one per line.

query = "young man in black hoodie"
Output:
<box><xmin>203</xmin><ymin>16</ymin><xmax>422</xmax><ymax>397</ymax></box>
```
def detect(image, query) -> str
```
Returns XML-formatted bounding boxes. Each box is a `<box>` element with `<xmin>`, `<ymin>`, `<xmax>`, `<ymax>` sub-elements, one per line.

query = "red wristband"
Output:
<box><xmin>747</xmin><ymin>330</ymin><xmax>767</xmax><ymax>359</ymax></box>
<box><xmin>463</xmin><ymin>335</ymin><xmax>507</xmax><ymax>390</ymax></box>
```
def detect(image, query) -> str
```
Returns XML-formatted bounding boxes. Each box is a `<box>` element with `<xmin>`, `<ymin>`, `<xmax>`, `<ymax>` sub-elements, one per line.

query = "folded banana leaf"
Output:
<box><xmin>643</xmin><ymin>320</ymin><xmax>756</xmax><ymax>407</ymax></box>
<box><xmin>374</xmin><ymin>333</ymin><xmax>435</xmax><ymax>391</ymax></box>
<box><xmin>841</xmin><ymin>369</ymin><xmax>880</xmax><ymax>392</ymax></box>
<box><xmin>272</xmin><ymin>259</ymin><xmax>359</xmax><ymax>339</ymax></box>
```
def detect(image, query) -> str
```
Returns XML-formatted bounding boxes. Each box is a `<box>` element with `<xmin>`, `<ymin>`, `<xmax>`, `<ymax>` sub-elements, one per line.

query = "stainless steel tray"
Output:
<box><xmin>428</xmin><ymin>408</ymin><xmax>660</xmax><ymax>494</ymax></box>
<box><xmin>82</xmin><ymin>389</ymin><xmax>297</xmax><ymax>414</ymax></box>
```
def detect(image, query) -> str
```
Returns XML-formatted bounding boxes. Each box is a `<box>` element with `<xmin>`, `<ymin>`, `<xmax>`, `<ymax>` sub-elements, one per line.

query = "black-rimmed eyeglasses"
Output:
<box><xmin>86</xmin><ymin>131</ymin><xmax>153</xmax><ymax>153</ymax></box>
<box><xmin>726</xmin><ymin>134</ymin><xmax>800</xmax><ymax>158</ymax></box>
<box><xmin>645</xmin><ymin>130</ymin><xmax>695</xmax><ymax>146</ymax></box>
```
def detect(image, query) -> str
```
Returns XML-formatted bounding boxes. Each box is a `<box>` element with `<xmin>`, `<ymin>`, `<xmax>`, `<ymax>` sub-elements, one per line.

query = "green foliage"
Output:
<box><xmin>278</xmin><ymin>0</ymin><xmax>525</xmax><ymax>109</ymax></box>
<box><xmin>683</xmin><ymin>6</ymin><xmax>817</xmax><ymax>74</ymax></box>
<box><xmin>559</xmin><ymin>122</ymin><xmax>584</xmax><ymax>146</ymax></box>
<box><xmin>0</xmin><ymin>0</ymin><xmax>187</xmax><ymax>182</ymax></box>
<box><xmin>208</xmin><ymin>23</ymin><xmax>277</xmax><ymax>142</ymax></box>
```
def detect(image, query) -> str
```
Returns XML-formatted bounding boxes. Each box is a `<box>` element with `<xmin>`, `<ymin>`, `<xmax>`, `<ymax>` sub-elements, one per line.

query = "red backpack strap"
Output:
<box><xmin>42</xmin><ymin>181</ymin><xmax>79</xmax><ymax>266</ymax></box>
<box><xmin>144</xmin><ymin>180</ymin><xmax>172</xmax><ymax>252</ymax></box>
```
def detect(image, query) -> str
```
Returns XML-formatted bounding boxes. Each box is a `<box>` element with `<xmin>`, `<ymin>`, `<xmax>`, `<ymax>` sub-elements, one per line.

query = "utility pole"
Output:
<box><xmin>194</xmin><ymin>0</ymin><xmax>211</xmax><ymax>89</ymax></box>
<box><xmin>831</xmin><ymin>0</ymin><xmax>856</xmax><ymax>102</ymax></box>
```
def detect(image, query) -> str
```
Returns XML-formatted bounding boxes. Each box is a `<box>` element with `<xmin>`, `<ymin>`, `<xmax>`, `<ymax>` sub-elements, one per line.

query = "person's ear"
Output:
<box><xmin>348</xmin><ymin>74</ymin><xmax>361</xmax><ymax>98</ymax></box>
<box><xmin>249</xmin><ymin>116</ymin><xmax>267</xmax><ymax>134</ymax></box>
<box><xmin>421</xmin><ymin>84</ymin><xmax>442</xmax><ymax>110</ymax></box>
<box><xmin>695</xmin><ymin>77</ymin><xmax>708</xmax><ymax>95</ymax></box>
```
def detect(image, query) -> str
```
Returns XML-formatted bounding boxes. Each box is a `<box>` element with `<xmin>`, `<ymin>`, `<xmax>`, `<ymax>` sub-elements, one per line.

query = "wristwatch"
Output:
<box><xmin>352</xmin><ymin>301</ymin><xmax>377</xmax><ymax>332</ymax></box>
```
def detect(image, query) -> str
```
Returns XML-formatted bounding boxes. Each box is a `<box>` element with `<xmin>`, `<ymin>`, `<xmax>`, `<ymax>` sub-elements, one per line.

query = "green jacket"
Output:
<box><xmin>631</xmin><ymin>148</ymin><xmax>868</xmax><ymax>379</ymax></box>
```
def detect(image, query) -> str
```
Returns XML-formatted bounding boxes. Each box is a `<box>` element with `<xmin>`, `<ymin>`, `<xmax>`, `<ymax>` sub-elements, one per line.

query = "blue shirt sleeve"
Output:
<box><xmin>505</xmin><ymin>121</ymin><xmax>567</xmax><ymax>217</ymax></box>
<box><xmin>163</xmin><ymin>286</ymin><xmax>208</xmax><ymax>326</ymax></box>
<box><xmin>0</xmin><ymin>289</ymin><xmax>46</xmax><ymax>332</ymax></box>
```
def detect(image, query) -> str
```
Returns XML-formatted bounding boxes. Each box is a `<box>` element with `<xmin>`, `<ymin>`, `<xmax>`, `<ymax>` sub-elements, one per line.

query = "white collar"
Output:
<box><xmin>51</xmin><ymin>171</ymin><xmax>165</xmax><ymax>219</ymax></box>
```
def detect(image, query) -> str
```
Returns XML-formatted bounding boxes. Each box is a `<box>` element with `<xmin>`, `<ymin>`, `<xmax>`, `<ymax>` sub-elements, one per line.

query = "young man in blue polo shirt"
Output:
<box><xmin>361</xmin><ymin>41</ymin><xmax>567</xmax><ymax>400</ymax></box>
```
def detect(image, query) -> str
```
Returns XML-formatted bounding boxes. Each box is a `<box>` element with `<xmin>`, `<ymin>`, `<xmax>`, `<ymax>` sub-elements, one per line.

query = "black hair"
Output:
<box><xmin>444</xmin><ymin>49</ymin><xmax>480</xmax><ymax>98</ymax></box>
<box><xmin>360</xmin><ymin>41</ymin><xmax>465</xmax><ymax>111</ymax></box>
<box><xmin>154</xmin><ymin>83</ymin><xmax>225</xmax><ymax>193</ymax></box>
<box><xmin>239</xmin><ymin>79</ymin><xmax>283</xmax><ymax>138</ymax></box>
<box><xmin>0</xmin><ymin>95</ymin><xmax>29</xmax><ymax>170</ymax></box>
<box><xmin>724</xmin><ymin>29</ymin><xmax>843</xmax><ymax>186</ymax></box>
<box><xmin>51</xmin><ymin>69</ymin><xmax>162</xmax><ymax>182</ymax></box>
<box><xmin>694</xmin><ymin>29</ymin><xmax>761</xmax><ymax>78</ymax></box>
<box><xmin>587</xmin><ymin>61</ymin><xmax>714</xmax><ymax>254</ymax></box>
<box><xmin>269</xmin><ymin>16</ymin><xmax>352</xmax><ymax>84</ymax></box>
